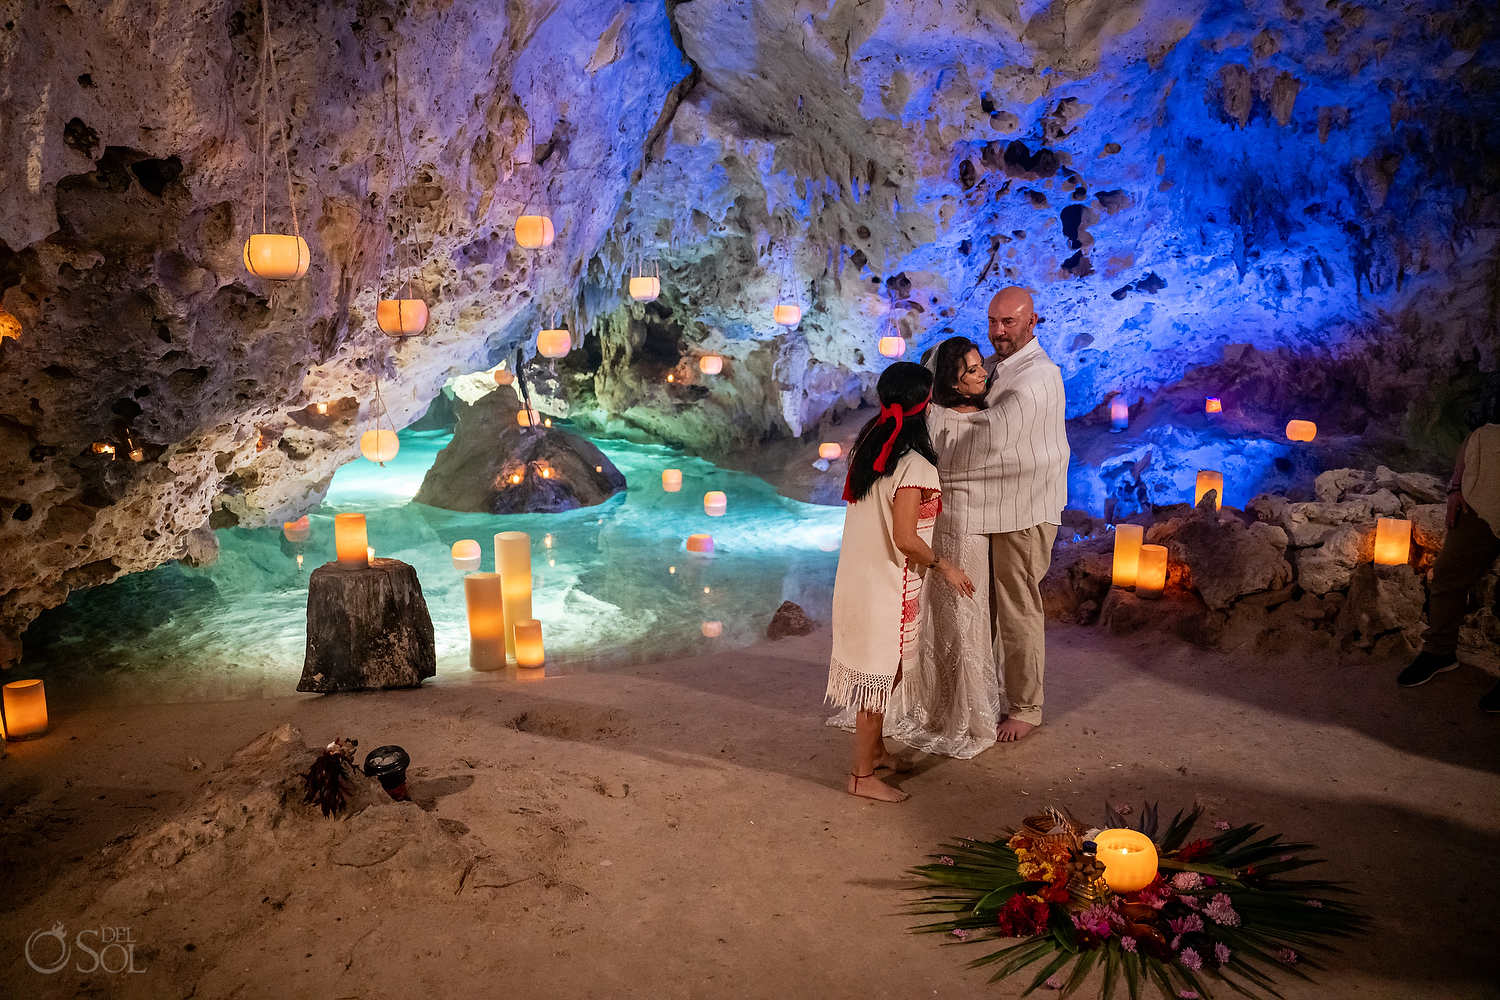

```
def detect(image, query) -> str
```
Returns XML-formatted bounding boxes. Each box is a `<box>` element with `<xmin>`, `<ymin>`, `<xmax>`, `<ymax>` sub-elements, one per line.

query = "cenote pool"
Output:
<box><xmin>22</xmin><ymin>426</ymin><xmax>846</xmax><ymax>703</ymax></box>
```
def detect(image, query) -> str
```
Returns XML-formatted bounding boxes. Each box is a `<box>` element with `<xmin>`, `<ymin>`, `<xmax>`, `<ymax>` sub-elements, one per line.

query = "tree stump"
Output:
<box><xmin>299</xmin><ymin>559</ymin><xmax>436</xmax><ymax>693</ymax></box>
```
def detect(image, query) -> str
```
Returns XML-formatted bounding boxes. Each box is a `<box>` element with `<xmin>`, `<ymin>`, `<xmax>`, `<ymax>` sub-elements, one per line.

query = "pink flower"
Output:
<box><xmin>1214</xmin><ymin>942</ymin><xmax>1231</xmax><ymax>964</ymax></box>
<box><xmin>1277</xmin><ymin>948</ymin><xmax>1299</xmax><ymax>965</ymax></box>
<box><xmin>1171</xmin><ymin>871</ymin><xmax>1203</xmax><ymax>891</ymax></box>
<box><xmin>1120</xmin><ymin>936</ymin><xmax>1138</xmax><ymax>953</ymax></box>
<box><xmin>1203</xmin><ymin>893</ymin><xmax>1241</xmax><ymax>927</ymax></box>
<box><xmin>1179</xmin><ymin>947</ymin><xmax>1203</xmax><ymax>971</ymax></box>
<box><xmin>938</xmin><ymin>856</ymin><xmax>955</xmax><ymax>866</ymax></box>
<box><xmin>1168</xmin><ymin>915</ymin><xmax>1204</xmax><ymax>936</ymax></box>
<box><xmin>1305</xmin><ymin>899</ymin><xmax>1323</xmax><ymax>908</ymax></box>
<box><xmin>1178</xmin><ymin>992</ymin><xmax>1201</xmax><ymax>999</ymax></box>
<box><xmin>1212</xmin><ymin>820</ymin><xmax>1231</xmax><ymax>831</ymax></box>
<box><xmin>1071</xmin><ymin>903</ymin><xmax>1120</xmax><ymax>939</ymax></box>
<box><xmin>951</xmin><ymin>928</ymin><xmax>968</xmax><ymax>940</ymax></box>
<box><xmin>1046</xmin><ymin>975</ymin><xmax>1066</xmax><ymax>990</ymax></box>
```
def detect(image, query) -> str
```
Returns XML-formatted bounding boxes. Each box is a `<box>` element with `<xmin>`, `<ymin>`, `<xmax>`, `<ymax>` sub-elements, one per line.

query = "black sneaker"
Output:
<box><xmin>1397</xmin><ymin>652</ymin><xmax>1458</xmax><ymax>688</ymax></box>
<box><xmin>1481</xmin><ymin>680</ymin><xmax>1500</xmax><ymax>714</ymax></box>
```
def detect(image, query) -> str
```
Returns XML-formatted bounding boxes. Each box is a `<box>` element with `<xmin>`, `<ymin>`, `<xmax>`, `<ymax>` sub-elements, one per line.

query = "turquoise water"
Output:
<box><xmin>23</xmin><ymin>427</ymin><xmax>845</xmax><ymax>703</ymax></box>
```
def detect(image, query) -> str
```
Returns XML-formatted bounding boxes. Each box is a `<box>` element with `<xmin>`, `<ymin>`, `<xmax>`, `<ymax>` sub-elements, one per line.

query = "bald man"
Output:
<box><xmin>952</xmin><ymin>287</ymin><xmax>1069</xmax><ymax>741</ymax></box>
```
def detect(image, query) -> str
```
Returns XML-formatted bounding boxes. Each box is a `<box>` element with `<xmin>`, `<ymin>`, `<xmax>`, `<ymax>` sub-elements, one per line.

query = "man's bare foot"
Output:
<box><xmin>997</xmin><ymin>718</ymin><xmax>1038</xmax><ymax>742</ymax></box>
<box><xmin>847</xmin><ymin>771</ymin><xmax>909</xmax><ymax>802</ymax></box>
<box><xmin>874</xmin><ymin>751</ymin><xmax>915</xmax><ymax>773</ymax></box>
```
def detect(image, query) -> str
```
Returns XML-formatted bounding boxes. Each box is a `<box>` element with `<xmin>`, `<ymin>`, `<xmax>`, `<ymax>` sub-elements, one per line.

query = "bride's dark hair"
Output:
<box><xmin>928</xmin><ymin>335</ymin><xmax>984</xmax><ymax>408</ymax></box>
<box><xmin>843</xmin><ymin>362</ymin><xmax>937</xmax><ymax>503</ymax></box>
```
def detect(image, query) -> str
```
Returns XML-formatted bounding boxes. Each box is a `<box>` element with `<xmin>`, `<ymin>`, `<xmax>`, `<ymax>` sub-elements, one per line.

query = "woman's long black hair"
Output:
<box><xmin>927</xmin><ymin>335</ymin><xmax>984</xmax><ymax>408</ymax></box>
<box><xmin>843</xmin><ymin>362</ymin><xmax>938</xmax><ymax>503</ymax></box>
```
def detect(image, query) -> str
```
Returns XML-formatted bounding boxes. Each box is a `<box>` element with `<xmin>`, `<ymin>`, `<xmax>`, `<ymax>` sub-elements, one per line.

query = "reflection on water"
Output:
<box><xmin>23</xmin><ymin>427</ymin><xmax>845</xmax><ymax>704</ymax></box>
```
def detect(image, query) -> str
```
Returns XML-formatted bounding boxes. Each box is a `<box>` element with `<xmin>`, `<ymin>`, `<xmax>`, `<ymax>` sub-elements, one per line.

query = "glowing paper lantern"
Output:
<box><xmin>773</xmin><ymin>304</ymin><xmax>801</xmax><ymax>326</ymax></box>
<box><xmin>1110</xmin><ymin>398</ymin><xmax>1128</xmax><ymax>432</ymax></box>
<box><xmin>537</xmin><ymin>328</ymin><xmax>571</xmax><ymax>358</ymax></box>
<box><xmin>334</xmin><ymin>513</ymin><xmax>368</xmax><ymax>566</ymax></box>
<box><xmin>514</xmin><ymin>619</ymin><xmax>545</xmax><ymax>668</ymax></box>
<box><xmin>1135</xmin><ymin>544</ymin><xmax>1167</xmax><ymax>598</ymax></box>
<box><xmin>1094</xmin><ymin>829</ymin><xmax>1158</xmax><ymax>892</ymax></box>
<box><xmin>360</xmin><ymin>429</ymin><xmax>400</xmax><ymax>465</ymax></box>
<box><xmin>282</xmin><ymin>516</ymin><xmax>311</xmax><ymax>544</ymax></box>
<box><xmin>1111</xmin><ymin>523</ymin><xmax>1144</xmax><ymax>589</ymax></box>
<box><xmin>451</xmin><ymin>539</ymin><xmax>481</xmax><ymax>573</ymax></box>
<box><xmin>128</xmin><ymin>447</ymin><xmax>145</xmax><ymax>462</ymax></box>
<box><xmin>315</xmin><ymin>402</ymin><xmax>329</xmax><ymax>415</ymax></box>
<box><xmin>1194</xmin><ymin>470</ymin><xmax>1224</xmax><ymax>511</ymax></box>
<box><xmin>704</xmin><ymin>491</ymin><xmax>727</xmax><ymax>517</ymax></box>
<box><xmin>701</xmin><ymin>621</ymin><xmax>723</xmax><ymax>638</ymax></box>
<box><xmin>1285</xmin><ymin>419</ymin><xmax>1317</xmax><ymax>443</ymax></box>
<box><xmin>495</xmin><ymin>532</ymin><xmax>533</xmax><ymax>660</ymax></box>
<box><xmin>2</xmin><ymin>679</ymin><xmax>48</xmax><ymax>739</ymax></box>
<box><xmin>698</xmin><ymin>354</ymin><xmax>723</xmax><ymax>375</ymax></box>
<box><xmin>376</xmin><ymin>298</ymin><xmax>429</xmax><ymax>336</ymax></box>
<box><xmin>242</xmin><ymin>233</ymin><xmax>310</xmax><ymax>280</ymax></box>
<box><xmin>878</xmin><ymin>336</ymin><xmax>906</xmax><ymax>358</ymax></box>
<box><xmin>818</xmin><ymin>442</ymin><xmax>843</xmax><ymax>461</ymax></box>
<box><xmin>464</xmin><ymin>572</ymin><xmax>506</xmax><ymax>671</ymax></box>
<box><xmin>514</xmin><ymin>214</ymin><xmax>555</xmax><ymax>249</ymax></box>
<box><xmin>686</xmin><ymin>533</ymin><xmax>715</xmax><ymax>555</ymax></box>
<box><xmin>662</xmin><ymin>469</ymin><xmax>683</xmax><ymax>492</ymax></box>
<box><xmin>1374</xmin><ymin>517</ymin><xmax>1411</xmax><ymax>566</ymax></box>
<box><xmin>1205</xmin><ymin>397</ymin><xmax>1222</xmax><ymax>414</ymax></box>
<box><xmin>517</xmin><ymin>408</ymin><xmax>541</xmax><ymax>427</ymax></box>
<box><xmin>493</xmin><ymin>368</ymin><xmax>515</xmax><ymax>387</ymax></box>
<box><xmin>91</xmin><ymin>442</ymin><xmax>115</xmax><ymax>457</ymax></box>
<box><xmin>629</xmin><ymin>276</ymin><xmax>660</xmax><ymax>302</ymax></box>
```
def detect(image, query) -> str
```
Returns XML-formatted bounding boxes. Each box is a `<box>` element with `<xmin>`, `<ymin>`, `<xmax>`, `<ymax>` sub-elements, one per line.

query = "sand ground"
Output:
<box><xmin>1</xmin><ymin>624</ymin><xmax>1497</xmax><ymax>999</ymax></box>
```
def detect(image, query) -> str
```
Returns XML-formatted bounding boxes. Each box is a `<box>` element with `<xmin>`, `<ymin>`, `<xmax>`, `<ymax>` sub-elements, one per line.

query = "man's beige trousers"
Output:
<box><xmin>988</xmin><ymin>523</ymin><xmax>1058</xmax><ymax>727</ymax></box>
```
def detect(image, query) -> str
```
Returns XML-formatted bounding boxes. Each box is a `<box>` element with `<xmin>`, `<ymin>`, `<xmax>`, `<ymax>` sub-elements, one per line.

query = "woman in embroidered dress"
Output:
<box><xmin>826</xmin><ymin>362</ymin><xmax>976</xmax><ymax>802</ymax></box>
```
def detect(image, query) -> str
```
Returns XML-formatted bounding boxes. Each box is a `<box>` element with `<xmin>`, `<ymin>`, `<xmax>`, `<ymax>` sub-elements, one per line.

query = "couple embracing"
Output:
<box><xmin>825</xmin><ymin>287</ymin><xmax>1070</xmax><ymax>802</ymax></box>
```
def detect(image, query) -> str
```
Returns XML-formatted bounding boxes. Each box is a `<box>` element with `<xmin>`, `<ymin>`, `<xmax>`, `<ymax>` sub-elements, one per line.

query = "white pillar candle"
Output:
<box><xmin>514</xmin><ymin>619</ymin><xmax>545</xmax><ymax>668</ymax></box>
<box><xmin>662</xmin><ymin>469</ymin><xmax>682</xmax><ymax>492</ymax></box>
<box><xmin>3</xmin><ymin>679</ymin><xmax>49</xmax><ymax>739</ymax></box>
<box><xmin>464</xmin><ymin>573</ymin><xmax>506</xmax><ymax>671</ymax></box>
<box><xmin>703</xmin><ymin>491</ymin><xmax>727</xmax><ymax>517</ymax></box>
<box><xmin>334</xmin><ymin>513</ymin><xmax>368</xmax><ymax>566</ymax></box>
<box><xmin>495</xmin><ymin>532</ymin><xmax>533</xmax><ymax>660</ymax></box>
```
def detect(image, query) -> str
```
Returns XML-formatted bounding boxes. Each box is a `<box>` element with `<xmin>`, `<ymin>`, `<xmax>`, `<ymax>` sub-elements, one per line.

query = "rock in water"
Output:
<box><xmin>414</xmin><ymin>374</ymin><xmax>626</xmax><ymax>514</ymax></box>
<box><xmin>767</xmin><ymin>600</ymin><xmax>815</xmax><ymax>639</ymax></box>
<box><xmin>300</xmin><ymin>559</ymin><xmax>436</xmax><ymax>693</ymax></box>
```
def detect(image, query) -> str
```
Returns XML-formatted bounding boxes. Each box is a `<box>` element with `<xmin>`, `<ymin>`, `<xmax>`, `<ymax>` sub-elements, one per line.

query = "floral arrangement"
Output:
<box><xmin>909</xmin><ymin>804</ymin><xmax>1366</xmax><ymax>999</ymax></box>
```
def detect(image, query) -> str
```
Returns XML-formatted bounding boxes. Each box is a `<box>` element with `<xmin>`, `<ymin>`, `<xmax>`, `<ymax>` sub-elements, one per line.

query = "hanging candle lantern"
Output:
<box><xmin>128</xmin><ymin>446</ymin><xmax>145</xmax><ymax>463</ymax></box>
<box><xmin>514</xmin><ymin>619</ymin><xmax>545</xmax><ymax>668</ymax></box>
<box><xmin>686</xmin><ymin>533</ymin><xmax>715</xmax><ymax>555</ymax></box>
<box><xmin>360</xmin><ymin>429</ymin><xmax>400</xmax><ymax>465</ymax></box>
<box><xmin>516</xmin><ymin>408</ymin><xmax>541</xmax><ymax>427</ymax></box>
<box><xmin>282</xmin><ymin>516</ymin><xmax>311</xmax><ymax>544</ymax></box>
<box><xmin>243</xmin><ymin>234</ymin><xmax>310</xmax><ymax>280</ymax></box>
<box><xmin>495</xmin><ymin>531</ymin><xmax>533</xmax><ymax>661</ymax></box>
<box><xmin>1111</xmin><ymin>523</ymin><xmax>1144</xmax><ymax>589</ymax></box>
<box><xmin>701</xmin><ymin>621</ymin><xmax>723</xmax><ymax>638</ymax></box>
<box><xmin>537</xmin><ymin>328</ymin><xmax>571</xmax><ymax>359</ymax></box>
<box><xmin>1285</xmin><ymin>419</ymin><xmax>1317</xmax><ymax>443</ymax></box>
<box><xmin>629</xmin><ymin>275</ymin><xmax>661</xmax><ymax>302</ymax></box>
<box><xmin>704</xmin><ymin>491</ymin><xmax>727</xmax><ymax>517</ymax></box>
<box><xmin>662</xmin><ymin>469</ymin><xmax>683</xmax><ymax>492</ymax></box>
<box><xmin>1193</xmin><ymin>470</ymin><xmax>1224</xmax><ymax>510</ymax></box>
<box><xmin>773</xmin><ymin>304</ymin><xmax>801</xmax><ymax>326</ymax></box>
<box><xmin>334</xmin><ymin>513</ymin><xmax>368</xmax><ymax>566</ymax></box>
<box><xmin>2</xmin><ymin>679</ymin><xmax>48</xmax><ymax>739</ymax></box>
<box><xmin>1094</xmin><ymin>829</ymin><xmax>1158</xmax><ymax>892</ymax></box>
<box><xmin>818</xmin><ymin>443</ymin><xmax>843</xmax><ymax>461</ymax></box>
<box><xmin>493</xmin><ymin>367</ymin><xmax>515</xmax><ymax>387</ymax></box>
<box><xmin>376</xmin><ymin>298</ymin><xmax>429</xmax><ymax>337</ymax></box>
<box><xmin>451</xmin><ymin>539</ymin><xmax>481</xmax><ymax>573</ymax></box>
<box><xmin>1205</xmin><ymin>396</ymin><xmax>1222</xmax><ymax>414</ymax></box>
<box><xmin>1374</xmin><ymin>517</ymin><xmax>1412</xmax><ymax>566</ymax></box>
<box><xmin>514</xmin><ymin>215</ymin><xmax>555</xmax><ymax>249</ymax></box>
<box><xmin>698</xmin><ymin>354</ymin><xmax>723</xmax><ymax>375</ymax></box>
<box><xmin>1135</xmin><ymin>544</ymin><xmax>1168</xmax><ymax>598</ymax></box>
<box><xmin>878</xmin><ymin>336</ymin><xmax>906</xmax><ymax>358</ymax></box>
<box><xmin>464</xmin><ymin>572</ymin><xmax>506</xmax><ymax>671</ymax></box>
<box><xmin>1110</xmin><ymin>398</ymin><xmax>1129</xmax><ymax>432</ymax></box>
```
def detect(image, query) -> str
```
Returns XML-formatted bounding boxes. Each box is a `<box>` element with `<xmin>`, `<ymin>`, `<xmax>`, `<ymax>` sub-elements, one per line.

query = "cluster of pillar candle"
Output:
<box><xmin>462</xmin><ymin>532</ymin><xmax>544</xmax><ymax>672</ymax></box>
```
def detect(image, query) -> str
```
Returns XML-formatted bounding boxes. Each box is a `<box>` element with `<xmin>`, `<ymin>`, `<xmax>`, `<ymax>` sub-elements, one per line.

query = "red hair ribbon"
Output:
<box><xmin>841</xmin><ymin>395</ymin><xmax>930</xmax><ymax>502</ymax></box>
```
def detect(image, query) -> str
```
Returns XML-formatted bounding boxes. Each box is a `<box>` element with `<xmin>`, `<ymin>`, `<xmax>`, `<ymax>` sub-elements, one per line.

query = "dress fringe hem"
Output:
<box><xmin>824</xmin><ymin>659</ymin><xmax>895</xmax><ymax>715</ymax></box>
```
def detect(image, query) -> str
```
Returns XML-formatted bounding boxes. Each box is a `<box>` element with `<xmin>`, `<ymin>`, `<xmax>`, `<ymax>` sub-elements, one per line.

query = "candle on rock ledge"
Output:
<box><xmin>2</xmin><ymin>679</ymin><xmax>49</xmax><ymax>739</ymax></box>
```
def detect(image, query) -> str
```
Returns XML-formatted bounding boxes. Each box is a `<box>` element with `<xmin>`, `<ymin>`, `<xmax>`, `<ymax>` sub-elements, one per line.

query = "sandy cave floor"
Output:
<box><xmin>1</xmin><ymin>624</ymin><xmax>1497</xmax><ymax>1000</ymax></box>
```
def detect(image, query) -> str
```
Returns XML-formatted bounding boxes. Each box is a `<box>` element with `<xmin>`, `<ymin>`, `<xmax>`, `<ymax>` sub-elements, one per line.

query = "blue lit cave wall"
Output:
<box><xmin>0</xmin><ymin>0</ymin><xmax>1497</xmax><ymax>639</ymax></box>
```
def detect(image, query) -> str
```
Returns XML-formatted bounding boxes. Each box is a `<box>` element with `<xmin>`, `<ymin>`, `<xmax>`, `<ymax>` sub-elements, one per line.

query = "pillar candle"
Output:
<box><xmin>451</xmin><ymin>539</ymin><xmax>481</xmax><ymax>573</ymax></box>
<box><xmin>1285</xmin><ymin>419</ymin><xmax>1317</xmax><ymax>442</ymax></box>
<box><xmin>1110</xmin><ymin>398</ymin><xmax>1128</xmax><ymax>432</ymax></box>
<box><xmin>1194</xmin><ymin>470</ymin><xmax>1224</xmax><ymax>511</ymax></box>
<box><xmin>686</xmin><ymin>533</ymin><xmax>715</xmax><ymax>555</ymax></box>
<box><xmin>1136</xmin><ymin>544</ymin><xmax>1168</xmax><ymax>598</ymax></box>
<box><xmin>2</xmin><ymin>679</ymin><xmax>48</xmax><ymax>739</ymax></box>
<box><xmin>701</xmin><ymin>620</ymin><xmax>723</xmax><ymax>638</ymax></box>
<box><xmin>495</xmin><ymin>532</ymin><xmax>533</xmax><ymax>660</ymax></box>
<box><xmin>514</xmin><ymin>619</ymin><xmax>545</xmax><ymax>668</ymax></box>
<box><xmin>1204</xmin><ymin>396</ymin><xmax>1222</xmax><ymax>414</ymax></box>
<box><xmin>334</xmin><ymin>513</ymin><xmax>368</xmax><ymax>566</ymax></box>
<box><xmin>662</xmin><ymin>469</ymin><xmax>682</xmax><ymax>492</ymax></box>
<box><xmin>818</xmin><ymin>443</ymin><xmax>842</xmax><ymax>460</ymax></box>
<box><xmin>703</xmin><ymin>491</ymin><xmax>727</xmax><ymax>517</ymax></box>
<box><xmin>1111</xmin><ymin>523</ymin><xmax>1144</xmax><ymax>589</ymax></box>
<box><xmin>1374</xmin><ymin>517</ymin><xmax>1411</xmax><ymax>566</ymax></box>
<box><xmin>464</xmin><ymin>572</ymin><xmax>506</xmax><ymax>671</ymax></box>
<box><xmin>1094</xmin><ymin>829</ymin><xmax>1158</xmax><ymax>892</ymax></box>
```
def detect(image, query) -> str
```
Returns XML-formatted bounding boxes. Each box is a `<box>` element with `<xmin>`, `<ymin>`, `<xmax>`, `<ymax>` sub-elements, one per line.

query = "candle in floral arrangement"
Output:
<box><xmin>1093</xmin><ymin>829</ymin><xmax>1158</xmax><ymax>892</ymax></box>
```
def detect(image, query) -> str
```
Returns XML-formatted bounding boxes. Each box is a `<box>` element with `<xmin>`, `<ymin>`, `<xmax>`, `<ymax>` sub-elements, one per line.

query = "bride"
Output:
<box><xmin>884</xmin><ymin>335</ymin><xmax>1004</xmax><ymax>758</ymax></box>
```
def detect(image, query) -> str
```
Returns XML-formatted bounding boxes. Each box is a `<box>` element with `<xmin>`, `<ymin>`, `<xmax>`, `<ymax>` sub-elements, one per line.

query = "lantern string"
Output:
<box><xmin>261</xmin><ymin>0</ymin><xmax>300</xmax><ymax>240</ymax></box>
<box><xmin>393</xmin><ymin>46</ymin><xmax>412</xmax><ymax>301</ymax></box>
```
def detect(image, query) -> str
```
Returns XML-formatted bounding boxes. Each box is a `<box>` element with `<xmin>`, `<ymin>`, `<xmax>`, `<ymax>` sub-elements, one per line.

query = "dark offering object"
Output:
<box><xmin>303</xmin><ymin>737</ymin><xmax>359</xmax><ymax>817</ymax></box>
<box><xmin>363</xmin><ymin>744</ymin><xmax>412</xmax><ymax>801</ymax></box>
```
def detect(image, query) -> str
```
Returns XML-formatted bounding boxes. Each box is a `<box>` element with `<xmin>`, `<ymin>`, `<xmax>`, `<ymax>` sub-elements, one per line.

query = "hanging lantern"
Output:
<box><xmin>878</xmin><ymin>336</ymin><xmax>906</xmax><ymax>358</ymax></box>
<box><xmin>1111</xmin><ymin>523</ymin><xmax>1144</xmax><ymax>589</ymax></box>
<box><xmin>514</xmin><ymin>619</ymin><xmax>545</xmax><ymax>668</ymax></box>
<box><xmin>360</xmin><ymin>428</ymin><xmax>400</xmax><ymax>465</ymax></box>
<box><xmin>701</xmin><ymin>621</ymin><xmax>723</xmax><ymax>638</ymax></box>
<box><xmin>516</xmin><ymin>408</ymin><xmax>541</xmax><ymax>427</ymax></box>
<box><xmin>698</xmin><ymin>354</ymin><xmax>723</xmax><ymax>375</ymax></box>
<box><xmin>1094</xmin><ymin>829</ymin><xmax>1158</xmax><ymax>892</ymax></box>
<box><xmin>773</xmin><ymin>304</ymin><xmax>801</xmax><ymax>326</ymax></box>
<box><xmin>334</xmin><ymin>513</ymin><xmax>368</xmax><ymax>566</ymax></box>
<box><xmin>493</xmin><ymin>367</ymin><xmax>515</xmax><ymax>386</ymax></box>
<box><xmin>451</xmin><ymin>539</ymin><xmax>482</xmax><ymax>573</ymax></box>
<box><xmin>1286</xmin><ymin>419</ymin><xmax>1317</xmax><ymax>442</ymax></box>
<box><xmin>629</xmin><ymin>276</ymin><xmax>661</xmax><ymax>302</ymax></box>
<box><xmin>1135</xmin><ymin>544</ymin><xmax>1168</xmax><ymax>598</ymax></box>
<box><xmin>282</xmin><ymin>516</ymin><xmax>311</xmax><ymax>544</ymax></box>
<box><xmin>2</xmin><ymin>679</ymin><xmax>48</xmax><ymax>739</ymax></box>
<box><xmin>1205</xmin><ymin>396</ymin><xmax>1222</xmax><ymax>414</ymax></box>
<box><xmin>537</xmin><ymin>328</ymin><xmax>571</xmax><ymax>359</ymax></box>
<box><xmin>818</xmin><ymin>443</ymin><xmax>843</xmax><ymax>461</ymax></box>
<box><xmin>243</xmin><ymin>234</ymin><xmax>310</xmax><ymax>281</ymax></box>
<box><xmin>1374</xmin><ymin>517</ymin><xmax>1411</xmax><ymax>566</ymax></box>
<box><xmin>376</xmin><ymin>298</ymin><xmax>429</xmax><ymax>336</ymax></box>
<box><xmin>1193</xmin><ymin>470</ymin><xmax>1224</xmax><ymax>510</ymax></box>
<box><xmin>515</xmin><ymin>215</ymin><xmax>555</xmax><ymax>249</ymax></box>
<box><xmin>686</xmin><ymin>533</ymin><xmax>715</xmax><ymax>555</ymax></box>
<box><xmin>464</xmin><ymin>572</ymin><xmax>506</xmax><ymax>671</ymax></box>
<box><xmin>662</xmin><ymin>469</ymin><xmax>683</xmax><ymax>492</ymax></box>
<box><xmin>1109</xmin><ymin>398</ymin><xmax>1129</xmax><ymax>432</ymax></box>
<box><xmin>128</xmin><ymin>447</ymin><xmax>145</xmax><ymax>463</ymax></box>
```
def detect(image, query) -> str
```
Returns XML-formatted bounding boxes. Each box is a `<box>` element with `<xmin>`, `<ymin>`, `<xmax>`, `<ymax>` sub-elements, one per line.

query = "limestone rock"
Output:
<box><xmin>1337</xmin><ymin>564</ymin><xmax>1425</xmax><ymax>650</ymax></box>
<box><xmin>1293</xmin><ymin>524</ymin><xmax>1372</xmax><ymax>595</ymax></box>
<box><xmin>766</xmin><ymin>600</ymin><xmax>815</xmax><ymax>639</ymax></box>
<box><xmin>1315</xmin><ymin>469</ymin><xmax>1374</xmax><ymax>503</ymax></box>
<box><xmin>1041</xmin><ymin>536</ymin><xmax>1114</xmax><ymax>623</ymax></box>
<box><xmin>1409</xmin><ymin>503</ymin><xmax>1447</xmax><ymax>555</ymax></box>
<box><xmin>300</xmin><ymin>559</ymin><xmax>436</xmax><ymax>693</ymax></box>
<box><xmin>1393</xmin><ymin>472</ymin><xmax>1447</xmax><ymax>505</ymax></box>
<box><xmin>1099</xmin><ymin>588</ymin><xmax>1223</xmax><ymax>647</ymax></box>
<box><xmin>1160</xmin><ymin>508</ymin><xmax>1292</xmax><ymax>611</ymax></box>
